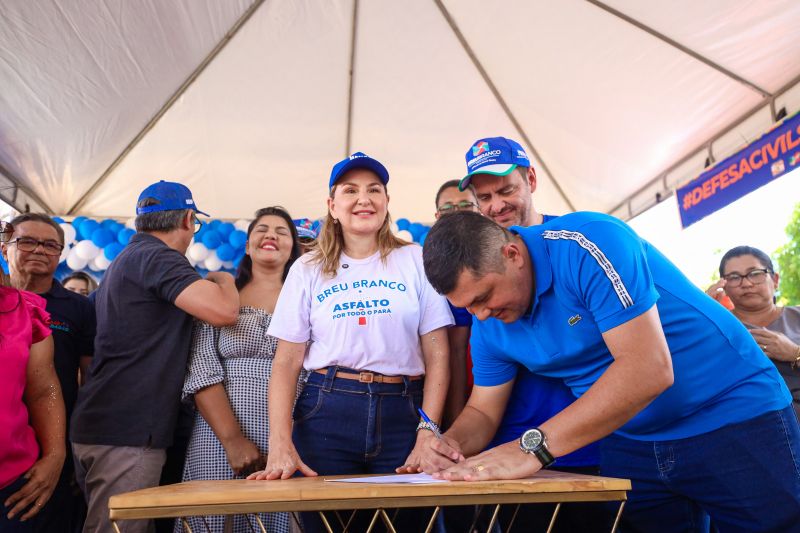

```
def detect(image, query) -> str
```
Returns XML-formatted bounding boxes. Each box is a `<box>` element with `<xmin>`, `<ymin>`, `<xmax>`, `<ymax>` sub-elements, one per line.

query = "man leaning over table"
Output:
<box><xmin>419</xmin><ymin>210</ymin><xmax>800</xmax><ymax>533</ymax></box>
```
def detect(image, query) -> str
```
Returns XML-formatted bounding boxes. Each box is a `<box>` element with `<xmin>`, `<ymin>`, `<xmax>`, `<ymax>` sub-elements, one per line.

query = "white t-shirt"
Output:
<box><xmin>268</xmin><ymin>244</ymin><xmax>453</xmax><ymax>375</ymax></box>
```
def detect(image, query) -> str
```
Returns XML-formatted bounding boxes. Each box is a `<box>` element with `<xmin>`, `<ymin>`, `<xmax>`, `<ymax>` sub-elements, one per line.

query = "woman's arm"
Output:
<box><xmin>248</xmin><ymin>339</ymin><xmax>317</xmax><ymax>480</ymax></box>
<box><xmin>194</xmin><ymin>384</ymin><xmax>263</xmax><ymax>475</ymax></box>
<box><xmin>397</xmin><ymin>326</ymin><xmax>450</xmax><ymax>472</ymax></box>
<box><xmin>5</xmin><ymin>336</ymin><xmax>66</xmax><ymax>521</ymax></box>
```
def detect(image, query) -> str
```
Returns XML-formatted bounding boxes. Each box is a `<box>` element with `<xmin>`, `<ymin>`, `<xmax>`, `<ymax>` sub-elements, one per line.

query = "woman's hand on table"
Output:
<box><xmin>751</xmin><ymin>329</ymin><xmax>799</xmax><ymax>362</ymax></box>
<box><xmin>397</xmin><ymin>431</ymin><xmax>465</xmax><ymax>475</ymax></box>
<box><xmin>222</xmin><ymin>435</ymin><xmax>265</xmax><ymax>476</ymax></box>
<box><xmin>247</xmin><ymin>441</ymin><xmax>316</xmax><ymax>480</ymax></box>
<box><xmin>432</xmin><ymin>440</ymin><xmax>539</xmax><ymax>482</ymax></box>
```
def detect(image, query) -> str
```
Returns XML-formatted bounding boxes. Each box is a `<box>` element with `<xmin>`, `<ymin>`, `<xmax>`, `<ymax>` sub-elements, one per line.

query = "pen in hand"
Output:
<box><xmin>418</xmin><ymin>407</ymin><xmax>443</xmax><ymax>440</ymax></box>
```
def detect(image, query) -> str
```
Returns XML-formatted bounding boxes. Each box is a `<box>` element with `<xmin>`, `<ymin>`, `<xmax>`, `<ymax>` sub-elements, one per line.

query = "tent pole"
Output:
<box><xmin>65</xmin><ymin>0</ymin><xmax>267</xmax><ymax>216</ymax></box>
<box><xmin>0</xmin><ymin>163</ymin><xmax>55</xmax><ymax>214</ymax></box>
<box><xmin>344</xmin><ymin>0</ymin><xmax>360</xmax><ymax>157</ymax></box>
<box><xmin>608</xmin><ymin>73</ymin><xmax>800</xmax><ymax>219</ymax></box>
<box><xmin>432</xmin><ymin>0</ymin><xmax>576</xmax><ymax>212</ymax></box>
<box><xmin>585</xmin><ymin>0</ymin><xmax>771</xmax><ymax>99</ymax></box>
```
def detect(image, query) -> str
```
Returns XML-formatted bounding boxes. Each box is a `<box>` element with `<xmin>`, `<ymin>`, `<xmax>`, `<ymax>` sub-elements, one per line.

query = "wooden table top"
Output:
<box><xmin>109</xmin><ymin>471</ymin><xmax>631</xmax><ymax>520</ymax></box>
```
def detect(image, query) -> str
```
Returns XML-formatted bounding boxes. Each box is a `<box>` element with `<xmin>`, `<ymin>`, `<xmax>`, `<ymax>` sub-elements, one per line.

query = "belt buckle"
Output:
<box><xmin>359</xmin><ymin>371</ymin><xmax>374</xmax><ymax>383</ymax></box>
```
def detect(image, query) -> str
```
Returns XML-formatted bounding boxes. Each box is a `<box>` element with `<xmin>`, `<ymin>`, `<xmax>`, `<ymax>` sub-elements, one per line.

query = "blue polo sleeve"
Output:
<box><xmin>469</xmin><ymin>320</ymin><xmax>518</xmax><ymax>387</ymax></box>
<box><xmin>556</xmin><ymin>218</ymin><xmax>659</xmax><ymax>333</ymax></box>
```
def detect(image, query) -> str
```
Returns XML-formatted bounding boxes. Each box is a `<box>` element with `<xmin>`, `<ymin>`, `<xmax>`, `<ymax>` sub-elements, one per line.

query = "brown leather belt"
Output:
<box><xmin>314</xmin><ymin>368</ymin><xmax>423</xmax><ymax>384</ymax></box>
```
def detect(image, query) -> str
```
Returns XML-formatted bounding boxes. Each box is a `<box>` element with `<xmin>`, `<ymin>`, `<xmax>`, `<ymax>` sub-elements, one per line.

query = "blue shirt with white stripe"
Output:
<box><xmin>470</xmin><ymin>212</ymin><xmax>791</xmax><ymax>441</ymax></box>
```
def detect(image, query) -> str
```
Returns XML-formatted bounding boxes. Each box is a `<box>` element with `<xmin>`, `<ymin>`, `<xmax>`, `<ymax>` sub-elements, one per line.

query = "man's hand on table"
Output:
<box><xmin>394</xmin><ymin>432</ymin><xmax>466</xmax><ymax>474</ymax></box>
<box><xmin>432</xmin><ymin>440</ymin><xmax>541</xmax><ymax>481</ymax></box>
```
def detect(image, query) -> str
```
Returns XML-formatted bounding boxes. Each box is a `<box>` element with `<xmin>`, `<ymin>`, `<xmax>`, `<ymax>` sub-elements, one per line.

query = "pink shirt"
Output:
<box><xmin>0</xmin><ymin>287</ymin><xmax>51</xmax><ymax>489</ymax></box>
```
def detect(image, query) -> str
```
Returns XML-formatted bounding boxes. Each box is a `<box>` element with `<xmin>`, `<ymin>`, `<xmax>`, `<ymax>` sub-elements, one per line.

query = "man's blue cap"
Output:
<box><xmin>136</xmin><ymin>180</ymin><xmax>210</xmax><ymax>216</ymax></box>
<box><xmin>459</xmin><ymin>137</ymin><xmax>531</xmax><ymax>191</ymax></box>
<box><xmin>329</xmin><ymin>152</ymin><xmax>390</xmax><ymax>189</ymax></box>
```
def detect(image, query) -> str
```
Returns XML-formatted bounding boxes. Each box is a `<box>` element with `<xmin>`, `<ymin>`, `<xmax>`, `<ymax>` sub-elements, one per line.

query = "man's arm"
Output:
<box><xmin>436</xmin><ymin>305</ymin><xmax>673</xmax><ymax>481</ymax></box>
<box><xmin>5</xmin><ymin>336</ymin><xmax>66</xmax><ymax>520</ymax></box>
<box><xmin>174</xmin><ymin>272</ymin><xmax>239</xmax><ymax>327</ymax></box>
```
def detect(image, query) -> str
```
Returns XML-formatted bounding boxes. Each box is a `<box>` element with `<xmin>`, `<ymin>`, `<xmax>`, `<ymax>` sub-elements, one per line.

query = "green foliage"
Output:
<box><xmin>775</xmin><ymin>202</ymin><xmax>800</xmax><ymax>306</ymax></box>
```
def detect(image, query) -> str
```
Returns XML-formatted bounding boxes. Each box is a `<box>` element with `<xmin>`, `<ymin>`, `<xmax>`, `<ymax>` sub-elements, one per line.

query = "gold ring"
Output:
<box><xmin>474</xmin><ymin>464</ymin><xmax>485</xmax><ymax>472</ymax></box>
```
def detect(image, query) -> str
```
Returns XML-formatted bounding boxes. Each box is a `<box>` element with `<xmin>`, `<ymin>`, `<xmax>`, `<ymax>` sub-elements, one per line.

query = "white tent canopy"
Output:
<box><xmin>1</xmin><ymin>0</ymin><xmax>799</xmax><ymax>223</ymax></box>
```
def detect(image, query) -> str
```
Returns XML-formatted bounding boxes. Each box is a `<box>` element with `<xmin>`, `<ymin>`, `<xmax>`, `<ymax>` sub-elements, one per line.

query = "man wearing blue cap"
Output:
<box><xmin>70</xmin><ymin>181</ymin><xmax>240</xmax><ymax>533</ymax></box>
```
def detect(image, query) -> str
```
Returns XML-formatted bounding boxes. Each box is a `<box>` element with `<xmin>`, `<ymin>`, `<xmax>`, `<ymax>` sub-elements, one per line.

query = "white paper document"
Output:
<box><xmin>326</xmin><ymin>473</ymin><xmax>447</xmax><ymax>484</ymax></box>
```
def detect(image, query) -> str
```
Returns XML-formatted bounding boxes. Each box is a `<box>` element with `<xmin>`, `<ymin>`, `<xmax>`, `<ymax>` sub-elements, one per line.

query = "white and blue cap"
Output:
<box><xmin>459</xmin><ymin>136</ymin><xmax>531</xmax><ymax>191</ymax></box>
<box><xmin>136</xmin><ymin>180</ymin><xmax>210</xmax><ymax>216</ymax></box>
<box><xmin>329</xmin><ymin>152</ymin><xmax>390</xmax><ymax>189</ymax></box>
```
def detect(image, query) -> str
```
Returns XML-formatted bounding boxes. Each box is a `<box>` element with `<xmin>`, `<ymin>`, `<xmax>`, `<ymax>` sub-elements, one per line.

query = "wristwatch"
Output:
<box><xmin>519</xmin><ymin>428</ymin><xmax>555</xmax><ymax>468</ymax></box>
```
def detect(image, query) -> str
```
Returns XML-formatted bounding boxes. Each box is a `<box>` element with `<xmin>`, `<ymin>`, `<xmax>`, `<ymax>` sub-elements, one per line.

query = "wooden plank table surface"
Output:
<box><xmin>109</xmin><ymin>470</ymin><xmax>630</xmax><ymax>521</ymax></box>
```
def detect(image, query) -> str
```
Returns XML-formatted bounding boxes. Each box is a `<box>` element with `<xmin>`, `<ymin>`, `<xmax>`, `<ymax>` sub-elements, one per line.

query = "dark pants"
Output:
<box><xmin>293</xmin><ymin>367</ymin><xmax>431</xmax><ymax>533</ymax></box>
<box><xmin>601</xmin><ymin>406</ymin><xmax>800</xmax><ymax>533</ymax></box>
<box><xmin>0</xmin><ymin>476</ymin><xmax>33</xmax><ymax>533</ymax></box>
<box><xmin>30</xmin><ymin>458</ymin><xmax>86</xmax><ymax>533</ymax></box>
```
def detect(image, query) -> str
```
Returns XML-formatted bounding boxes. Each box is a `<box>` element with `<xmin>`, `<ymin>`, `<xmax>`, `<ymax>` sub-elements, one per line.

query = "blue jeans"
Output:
<box><xmin>293</xmin><ymin>367</ymin><xmax>426</xmax><ymax>532</ymax></box>
<box><xmin>0</xmin><ymin>475</ymin><xmax>33</xmax><ymax>533</ymax></box>
<box><xmin>601</xmin><ymin>405</ymin><xmax>800</xmax><ymax>533</ymax></box>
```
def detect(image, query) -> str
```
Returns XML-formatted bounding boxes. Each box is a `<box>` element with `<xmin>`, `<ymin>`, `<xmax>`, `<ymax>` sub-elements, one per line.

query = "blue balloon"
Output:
<box><xmin>202</xmin><ymin>231</ymin><xmax>222</xmax><ymax>250</ymax></box>
<box><xmin>79</xmin><ymin>219</ymin><xmax>100</xmax><ymax>240</ymax></box>
<box><xmin>108</xmin><ymin>221</ymin><xmax>124</xmax><ymax>235</ymax></box>
<box><xmin>229</xmin><ymin>230</ymin><xmax>247</xmax><ymax>249</ymax></box>
<box><xmin>0</xmin><ymin>253</ymin><xmax>8</xmax><ymax>275</ymax></box>
<box><xmin>216</xmin><ymin>243</ymin><xmax>235</xmax><ymax>262</ymax></box>
<box><xmin>419</xmin><ymin>231</ymin><xmax>429</xmax><ymax>245</ymax></box>
<box><xmin>218</xmin><ymin>222</ymin><xmax>235</xmax><ymax>238</ymax></box>
<box><xmin>396</xmin><ymin>218</ymin><xmax>410</xmax><ymax>231</ymax></box>
<box><xmin>53</xmin><ymin>216</ymin><xmax>64</xmax><ymax>224</ymax></box>
<box><xmin>104</xmin><ymin>242</ymin><xmax>124</xmax><ymax>261</ymax></box>
<box><xmin>195</xmin><ymin>221</ymin><xmax>208</xmax><ymax>240</ymax></box>
<box><xmin>209</xmin><ymin>220</ymin><xmax>222</xmax><ymax>231</ymax></box>
<box><xmin>72</xmin><ymin>216</ymin><xmax>87</xmax><ymax>230</ymax></box>
<box><xmin>408</xmin><ymin>222</ymin><xmax>426</xmax><ymax>241</ymax></box>
<box><xmin>101</xmin><ymin>219</ymin><xmax>117</xmax><ymax>230</ymax></box>
<box><xmin>117</xmin><ymin>228</ymin><xmax>135</xmax><ymax>245</ymax></box>
<box><xmin>91</xmin><ymin>228</ymin><xmax>115</xmax><ymax>248</ymax></box>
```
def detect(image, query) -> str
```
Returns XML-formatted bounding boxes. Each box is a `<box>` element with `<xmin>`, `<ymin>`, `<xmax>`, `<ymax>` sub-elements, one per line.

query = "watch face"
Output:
<box><xmin>522</xmin><ymin>429</ymin><xmax>544</xmax><ymax>450</ymax></box>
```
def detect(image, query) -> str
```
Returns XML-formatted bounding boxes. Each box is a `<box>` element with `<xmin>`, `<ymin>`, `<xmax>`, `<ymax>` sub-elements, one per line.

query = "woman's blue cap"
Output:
<box><xmin>329</xmin><ymin>152</ymin><xmax>390</xmax><ymax>189</ymax></box>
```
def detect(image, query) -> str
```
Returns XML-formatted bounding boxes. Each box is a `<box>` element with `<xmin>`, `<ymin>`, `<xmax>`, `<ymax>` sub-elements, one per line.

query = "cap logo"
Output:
<box><xmin>472</xmin><ymin>142</ymin><xmax>489</xmax><ymax>156</ymax></box>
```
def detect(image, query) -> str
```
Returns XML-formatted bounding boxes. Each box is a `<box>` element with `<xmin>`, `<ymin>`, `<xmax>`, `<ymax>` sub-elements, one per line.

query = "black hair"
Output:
<box><xmin>235</xmin><ymin>206</ymin><xmax>302</xmax><ymax>290</ymax></box>
<box><xmin>134</xmin><ymin>198</ymin><xmax>190</xmax><ymax>233</ymax></box>
<box><xmin>423</xmin><ymin>211</ymin><xmax>510</xmax><ymax>294</ymax></box>
<box><xmin>719</xmin><ymin>246</ymin><xmax>774</xmax><ymax>276</ymax></box>
<box><xmin>8</xmin><ymin>213</ymin><xmax>65</xmax><ymax>244</ymax></box>
<box><xmin>435</xmin><ymin>179</ymin><xmax>476</xmax><ymax>208</ymax></box>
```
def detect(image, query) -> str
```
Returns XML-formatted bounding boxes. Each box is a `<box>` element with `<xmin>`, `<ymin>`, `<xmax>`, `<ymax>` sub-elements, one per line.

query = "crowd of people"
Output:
<box><xmin>1</xmin><ymin>137</ymin><xmax>798</xmax><ymax>533</ymax></box>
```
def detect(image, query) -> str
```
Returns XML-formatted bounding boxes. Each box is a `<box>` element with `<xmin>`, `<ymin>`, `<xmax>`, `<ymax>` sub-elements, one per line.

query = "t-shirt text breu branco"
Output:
<box><xmin>268</xmin><ymin>244</ymin><xmax>453</xmax><ymax>376</ymax></box>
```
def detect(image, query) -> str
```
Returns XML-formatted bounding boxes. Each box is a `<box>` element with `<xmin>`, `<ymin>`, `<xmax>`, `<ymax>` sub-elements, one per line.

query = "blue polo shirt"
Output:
<box><xmin>470</xmin><ymin>212</ymin><xmax>791</xmax><ymax>441</ymax></box>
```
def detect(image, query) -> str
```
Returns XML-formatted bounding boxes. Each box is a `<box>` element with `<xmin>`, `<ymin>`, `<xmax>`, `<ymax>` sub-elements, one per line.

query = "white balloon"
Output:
<box><xmin>391</xmin><ymin>222</ymin><xmax>399</xmax><ymax>235</ymax></box>
<box><xmin>234</xmin><ymin>219</ymin><xmax>250</xmax><ymax>231</ymax></box>
<box><xmin>188</xmin><ymin>242</ymin><xmax>210</xmax><ymax>262</ymax></box>
<box><xmin>204</xmin><ymin>253</ymin><xmax>222</xmax><ymax>272</ymax></box>
<box><xmin>222</xmin><ymin>260</ymin><xmax>234</xmax><ymax>270</ymax></box>
<box><xmin>59</xmin><ymin>244</ymin><xmax>70</xmax><ymax>264</ymax></box>
<box><xmin>92</xmin><ymin>253</ymin><xmax>111</xmax><ymax>271</ymax></box>
<box><xmin>74</xmin><ymin>239</ymin><xmax>100</xmax><ymax>260</ymax></box>
<box><xmin>66</xmin><ymin>248</ymin><xmax>89</xmax><ymax>270</ymax></box>
<box><xmin>61</xmin><ymin>223</ymin><xmax>77</xmax><ymax>245</ymax></box>
<box><xmin>187</xmin><ymin>254</ymin><xmax>197</xmax><ymax>267</ymax></box>
<box><xmin>396</xmin><ymin>230</ymin><xmax>413</xmax><ymax>242</ymax></box>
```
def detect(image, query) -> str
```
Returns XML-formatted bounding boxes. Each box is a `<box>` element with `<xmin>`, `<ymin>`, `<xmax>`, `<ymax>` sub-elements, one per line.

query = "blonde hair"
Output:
<box><xmin>309</xmin><ymin>183</ymin><xmax>408</xmax><ymax>277</ymax></box>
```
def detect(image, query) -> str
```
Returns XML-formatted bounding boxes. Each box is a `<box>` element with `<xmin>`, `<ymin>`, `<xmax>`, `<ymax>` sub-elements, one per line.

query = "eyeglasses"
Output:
<box><xmin>8</xmin><ymin>237</ymin><xmax>64</xmax><ymax>256</ymax></box>
<box><xmin>437</xmin><ymin>200</ymin><xmax>478</xmax><ymax>214</ymax></box>
<box><xmin>723</xmin><ymin>268</ymin><xmax>772</xmax><ymax>287</ymax></box>
<box><xmin>0</xmin><ymin>221</ymin><xmax>12</xmax><ymax>243</ymax></box>
<box><xmin>192</xmin><ymin>213</ymin><xmax>205</xmax><ymax>234</ymax></box>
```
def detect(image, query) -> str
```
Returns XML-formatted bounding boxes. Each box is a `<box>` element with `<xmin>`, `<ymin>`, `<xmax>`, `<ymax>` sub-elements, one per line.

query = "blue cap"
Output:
<box><xmin>329</xmin><ymin>152</ymin><xmax>389</xmax><ymax>189</ymax></box>
<box><xmin>459</xmin><ymin>137</ymin><xmax>531</xmax><ymax>191</ymax></box>
<box><xmin>136</xmin><ymin>180</ymin><xmax>209</xmax><ymax>216</ymax></box>
<box><xmin>293</xmin><ymin>218</ymin><xmax>318</xmax><ymax>240</ymax></box>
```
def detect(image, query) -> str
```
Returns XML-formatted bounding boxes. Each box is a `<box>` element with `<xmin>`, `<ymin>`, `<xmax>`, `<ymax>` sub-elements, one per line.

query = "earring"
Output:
<box><xmin>333</xmin><ymin>219</ymin><xmax>338</xmax><ymax>225</ymax></box>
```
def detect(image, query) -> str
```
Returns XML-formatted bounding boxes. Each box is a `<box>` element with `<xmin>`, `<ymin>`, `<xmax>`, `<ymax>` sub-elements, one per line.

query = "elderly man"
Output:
<box><xmin>70</xmin><ymin>181</ymin><xmax>240</xmax><ymax>533</ymax></box>
<box><xmin>421</xmin><ymin>211</ymin><xmax>800</xmax><ymax>532</ymax></box>
<box><xmin>3</xmin><ymin>213</ymin><xmax>95</xmax><ymax>533</ymax></box>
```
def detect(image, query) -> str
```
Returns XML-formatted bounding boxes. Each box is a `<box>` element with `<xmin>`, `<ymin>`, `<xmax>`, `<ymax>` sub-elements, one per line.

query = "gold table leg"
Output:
<box><xmin>545</xmin><ymin>502</ymin><xmax>562</xmax><ymax>533</ymax></box>
<box><xmin>610</xmin><ymin>501</ymin><xmax>626</xmax><ymax>533</ymax></box>
<box><xmin>112</xmin><ymin>521</ymin><xmax>122</xmax><ymax>533</ymax></box>
<box><xmin>318</xmin><ymin>511</ymin><xmax>335</xmax><ymax>533</ymax></box>
<box><xmin>423</xmin><ymin>506</ymin><xmax>441</xmax><ymax>533</ymax></box>
<box><xmin>378</xmin><ymin>509</ymin><xmax>398</xmax><ymax>533</ymax></box>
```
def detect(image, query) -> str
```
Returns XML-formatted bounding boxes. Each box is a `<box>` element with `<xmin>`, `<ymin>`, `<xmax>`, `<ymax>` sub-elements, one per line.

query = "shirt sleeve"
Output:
<box><xmin>562</xmin><ymin>219</ymin><xmax>659</xmax><ymax>332</ymax></box>
<box><xmin>468</xmin><ymin>321</ymin><xmax>518</xmax><ymax>387</ymax></box>
<box><xmin>21</xmin><ymin>290</ymin><xmax>51</xmax><ymax>344</ymax></box>
<box><xmin>413</xmin><ymin>247</ymin><xmax>454</xmax><ymax>335</ymax></box>
<box><xmin>145</xmin><ymin>248</ymin><xmax>202</xmax><ymax>303</ymax></box>
<box><xmin>448</xmin><ymin>303</ymin><xmax>473</xmax><ymax>327</ymax></box>
<box><xmin>182</xmin><ymin>320</ymin><xmax>224</xmax><ymax>402</ymax></box>
<box><xmin>267</xmin><ymin>259</ymin><xmax>312</xmax><ymax>343</ymax></box>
